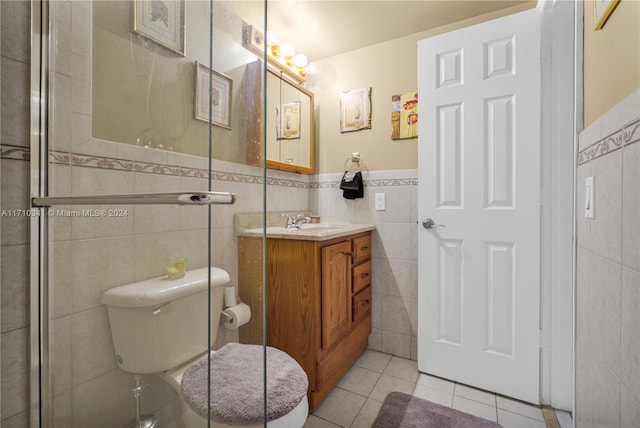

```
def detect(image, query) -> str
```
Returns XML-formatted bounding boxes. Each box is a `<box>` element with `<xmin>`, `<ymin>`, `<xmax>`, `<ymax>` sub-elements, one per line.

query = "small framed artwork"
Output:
<box><xmin>594</xmin><ymin>0</ymin><xmax>620</xmax><ymax>30</ymax></box>
<box><xmin>277</xmin><ymin>102</ymin><xmax>301</xmax><ymax>139</ymax></box>
<box><xmin>339</xmin><ymin>87</ymin><xmax>372</xmax><ymax>133</ymax></box>
<box><xmin>391</xmin><ymin>92</ymin><xmax>418</xmax><ymax>140</ymax></box>
<box><xmin>133</xmin><ymin>0</ymin><xmax>185</xmax><ymax>56</ymax></box>
<box><xmin>194</xmin><ymin>62</ymin><xmax>233</xmax><ymax>129</ymax></box>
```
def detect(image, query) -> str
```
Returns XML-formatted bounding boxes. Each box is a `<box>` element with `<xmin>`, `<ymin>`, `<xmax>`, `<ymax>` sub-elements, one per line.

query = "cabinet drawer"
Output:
<box><xmin>352</xmin><ymin>261</ymin><xmax>371</xmax><ymax>293</ymax></box>
<box><xmin>352</xmin><ymin>235</ymin><xmax>371</xmax><ymax>264</ymax></box>
<box><xmin>353</xmin><ymin>286</ymin><xmax>372</xmax><ymax>323</ymax></box>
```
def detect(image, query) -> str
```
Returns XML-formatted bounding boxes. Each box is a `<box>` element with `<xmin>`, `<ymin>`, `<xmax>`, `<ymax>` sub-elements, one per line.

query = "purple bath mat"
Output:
<box><xmin>373</xmin><ymin>392</ymin><xmax>503</xmax><ymax>428</ymax></box>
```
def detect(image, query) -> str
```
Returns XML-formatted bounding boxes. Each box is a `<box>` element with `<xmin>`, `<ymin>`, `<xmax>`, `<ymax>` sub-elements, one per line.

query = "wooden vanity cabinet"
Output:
<box><xmin>238</xmin><ymin>231</ymin><xmax>372</xmax><ymax>411</ymax></box>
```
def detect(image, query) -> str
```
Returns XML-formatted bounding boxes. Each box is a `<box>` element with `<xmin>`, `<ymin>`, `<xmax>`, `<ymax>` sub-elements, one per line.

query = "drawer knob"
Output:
<box><xmin>360</xmin><ymin>273</ymin><xmax>370</xmax><ymax>278</ymax></box>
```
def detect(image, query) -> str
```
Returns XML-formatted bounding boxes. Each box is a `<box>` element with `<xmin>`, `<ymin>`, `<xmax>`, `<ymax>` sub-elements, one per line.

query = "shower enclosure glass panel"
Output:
<box><xmin>31</xmin><ymin>1</ymin><xmax>267</xmax><ymax>426</ymax></box>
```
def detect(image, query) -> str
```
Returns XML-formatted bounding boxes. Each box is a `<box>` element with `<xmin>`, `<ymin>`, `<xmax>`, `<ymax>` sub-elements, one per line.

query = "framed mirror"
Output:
<box><xmin>265</xmin><ymin>69</ymin><xmax>315</xmax><ymax>174</ymax></box>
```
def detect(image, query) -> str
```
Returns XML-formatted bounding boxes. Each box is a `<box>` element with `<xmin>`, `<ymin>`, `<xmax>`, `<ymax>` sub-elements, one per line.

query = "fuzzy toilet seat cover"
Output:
<box><xmin>180</xmin><ymin>342</ymin><xmax>308</xmax><ymax>425</ymax></box>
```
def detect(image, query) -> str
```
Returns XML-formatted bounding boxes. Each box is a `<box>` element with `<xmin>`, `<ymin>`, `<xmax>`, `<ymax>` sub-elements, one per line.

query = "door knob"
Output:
<box><xmin>422</xmin><ymin>218</ymin><xmax>445</xmax><ymax>230</ymax></box>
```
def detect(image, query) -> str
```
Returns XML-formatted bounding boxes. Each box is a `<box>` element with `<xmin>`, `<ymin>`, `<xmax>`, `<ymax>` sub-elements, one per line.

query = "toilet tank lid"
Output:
<box><xmin>101</xmin><ymin>267</ymin><xmax>230</xmax><ymax>308</ymax></box>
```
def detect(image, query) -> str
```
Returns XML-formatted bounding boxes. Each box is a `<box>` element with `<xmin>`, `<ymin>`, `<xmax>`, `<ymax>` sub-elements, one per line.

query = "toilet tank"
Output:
<box><xmin>101</xmin><ymin>267</ymin><xmax>230</xmax><ymax>374</ymax></box>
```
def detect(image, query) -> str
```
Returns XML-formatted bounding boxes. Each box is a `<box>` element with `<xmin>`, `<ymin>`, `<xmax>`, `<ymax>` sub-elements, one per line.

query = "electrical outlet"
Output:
<box><xmin>375</xmin><ymin>193</ymin><xmax>386</xmax><ymax>211</ymax></box>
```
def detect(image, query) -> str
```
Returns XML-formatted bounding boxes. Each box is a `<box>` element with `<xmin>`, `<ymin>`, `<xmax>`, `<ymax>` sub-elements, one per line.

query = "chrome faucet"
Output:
<box><xmin>282</xmin><ymin>213</ymin><xmax>312</xmax><ymax>229</ymax></box>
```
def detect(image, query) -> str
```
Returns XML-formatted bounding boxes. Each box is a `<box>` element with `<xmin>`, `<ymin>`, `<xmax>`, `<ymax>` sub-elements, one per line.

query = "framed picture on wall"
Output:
<box><xmin>133</xmin><ymin>0</ymin><xmax>186</xmax><ymax>55</ymax></box>
<box><xmin>594</xmin><ymin>0</ymin><xmax>620</xmax><ymax>30</ymax></box>
<box><xmin>339</xmin><ymin>87</ymin><xmax>372</xmax><ymax>133</ymax></box>
<box><xmin>194</xmin><ymin>62</ymin><xmax>233</xmax><ymax>129</ymax></box>
<box><xmin>391</xmin><ymin>92</ymin><xmax>418</xmax><ymax>140</ymax></box>
<box><xmin>277</xmin><ymin>102</ymin><xmax>301</xmax><ymax>139</ymax></box>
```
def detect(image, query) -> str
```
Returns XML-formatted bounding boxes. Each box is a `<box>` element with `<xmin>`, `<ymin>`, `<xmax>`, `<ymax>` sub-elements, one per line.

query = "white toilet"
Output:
<box><xmin>101</xmin><ymin>267</ymin><xmax>309</xmax><ymax>428</ymax></box>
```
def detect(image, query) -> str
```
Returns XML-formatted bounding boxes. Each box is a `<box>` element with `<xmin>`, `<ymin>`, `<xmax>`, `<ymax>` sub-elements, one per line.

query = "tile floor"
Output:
<box><xmin>303</xmin><ymin>350</ymin><xmax>573</xmax><ymax>428</ymax></box>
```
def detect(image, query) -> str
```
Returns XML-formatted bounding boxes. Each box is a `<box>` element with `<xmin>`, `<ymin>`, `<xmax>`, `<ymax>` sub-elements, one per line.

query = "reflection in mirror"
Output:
<box><xmin>91</xmin><ymin>1</ymin><xmax>315</xmax><ymax>174</ymax></box>
<box><xmin>265</xmin><ymin>69</ymin><xmax>314</xmax><ymax>174</ymax></box>
<box><xmin>91</xmin><ymin>1</ymin><xmax>259</xmax><ymax>163</ymax></box>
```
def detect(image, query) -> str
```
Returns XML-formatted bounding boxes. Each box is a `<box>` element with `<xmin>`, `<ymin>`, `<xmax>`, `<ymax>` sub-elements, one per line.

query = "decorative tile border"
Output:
<box><xmin>70</xmin><ymin>153</ymin><xmax>134</xmax><ymax>171</ymax></box>
<box><xmin>266</xmin><ymin>177</ymin><xmax>308</xmax><ymax>188</ymax></box>
<box><xmin>309</xmin><ymin>181</ymin><xmax>338</xmax><ymax>189</ymax></box>
<box><xmin>1</xmin><ymin>145</ymin><xmax>419</xmax><ymax>189</ymax></box>
<box><xmin>368</xmin><ymin>178</ymin><xmax>419</xmax><ymax>187</ymax></box>
<box><xmin>134</xmin><ymin>161</ymin><xmax>183</xmax><ymax>176</ymax></box>
<box><xmin>0</xmin><ymin>145</ymin><xmax>30</xmax><ymax>161</ymax></box>
<box><xmin>309</xmin><ymin>178</ymin><xmax>418</xmax><ymax>189</ymax></box>
<box><xmin>578</xmin><ymin>117</ymin><xmax>640</xmax><ymax>165</ymax></box>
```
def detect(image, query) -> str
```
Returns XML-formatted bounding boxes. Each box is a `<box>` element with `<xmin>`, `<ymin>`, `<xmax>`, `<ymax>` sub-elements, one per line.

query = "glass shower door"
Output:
<box><xmin>30</xmin><ymin>1</ymin><xmax>267</xmax><ymax>427</ymax></box>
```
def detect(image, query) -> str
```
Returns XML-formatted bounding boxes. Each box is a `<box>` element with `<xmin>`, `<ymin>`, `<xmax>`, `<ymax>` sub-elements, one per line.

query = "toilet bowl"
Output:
<box><xmin>101</xmin><ymin>267</ymin><xmax>308</xmax><ymax>427</ymax></box>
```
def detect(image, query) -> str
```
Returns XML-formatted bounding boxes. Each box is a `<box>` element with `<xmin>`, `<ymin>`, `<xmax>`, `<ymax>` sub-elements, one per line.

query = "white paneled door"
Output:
<box><xmin>417</xmin><ymin>8</ymin><xmax>541</xmax><ymax>404</ymax></box>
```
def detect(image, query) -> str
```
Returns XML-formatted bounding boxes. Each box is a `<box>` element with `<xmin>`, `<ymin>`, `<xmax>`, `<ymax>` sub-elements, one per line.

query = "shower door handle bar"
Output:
<box><xmin>31</xmin><ymin>191</ymin><xmax>236</xmax><ymax>207</ymax></box>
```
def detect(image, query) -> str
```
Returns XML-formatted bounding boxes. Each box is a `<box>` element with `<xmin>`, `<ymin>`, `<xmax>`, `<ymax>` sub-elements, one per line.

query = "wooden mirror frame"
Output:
<box><xmin>265</xmin><ymin>68</ymin><xmax>315</xmax><ymax>174</ymax></box>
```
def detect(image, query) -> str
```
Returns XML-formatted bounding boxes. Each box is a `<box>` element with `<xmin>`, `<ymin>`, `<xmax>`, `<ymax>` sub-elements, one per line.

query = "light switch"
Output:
<box><xmin>585</xmin><ymin>176</ymin><xmax>595</xmax><ymax>219</ymax></box>
<box><xmin>375</xmin><ymin>193</ymin><xmax>386</xmax><ymax>211</ymax></box>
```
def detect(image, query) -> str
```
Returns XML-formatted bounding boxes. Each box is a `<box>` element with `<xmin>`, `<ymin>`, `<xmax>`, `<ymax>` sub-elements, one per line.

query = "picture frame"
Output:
<box><xmin>277</xmin><ymin>101</ymin><xmax>301</xmax><ymax>139</ymax></box>
<box><xmin>133</xmin><ymin>0</ymin><xmax>185</xmax><ymax>56</ymax></box>
<box><xmin>339</xmin><ymin>87</ymin><xmax>372</xmax><ymax>133</ymax></box>
<box><xmin>594</xmin><ymin>0</ymin><xmax>620</xmax><ymax>30</ymax></box>
<box><xmin>391</xmin><ymin>92</ymin><xmax>418</xmax><ymax>140</ymax></box>
<box><xmin>194</xmin><ymin>62</ymin><xmax>233</xmax><ymax>129</ymax></box>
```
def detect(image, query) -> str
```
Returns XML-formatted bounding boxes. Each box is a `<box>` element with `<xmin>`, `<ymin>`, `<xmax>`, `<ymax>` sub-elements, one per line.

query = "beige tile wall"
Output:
<box><xmin>575</xmin><ymin>89</ymin><xmax>640</xmax><ymax>427</ymax></box>
<box><xmin>1</xmin><ymin>0</ymin><xmax>31</xmax><ymax>426</ymax></box>
<box><xmin>311</xmin><ymin>170</ymin><xmax>419</xmax><ymax>360</ymax></box>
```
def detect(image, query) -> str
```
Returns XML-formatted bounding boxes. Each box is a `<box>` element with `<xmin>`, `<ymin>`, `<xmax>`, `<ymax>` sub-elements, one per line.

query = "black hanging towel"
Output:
<box><xmin>340</xmin><ymin>171</ymin><xmax>363</xmax><ymax>199</ymax></box>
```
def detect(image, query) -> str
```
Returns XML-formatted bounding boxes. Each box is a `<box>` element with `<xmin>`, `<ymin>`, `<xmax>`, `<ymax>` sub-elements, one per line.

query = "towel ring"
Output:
<box><xmin>344</xmin><ymin>152</ymin><xmax>365</xmax><ymax>172</ymax></box>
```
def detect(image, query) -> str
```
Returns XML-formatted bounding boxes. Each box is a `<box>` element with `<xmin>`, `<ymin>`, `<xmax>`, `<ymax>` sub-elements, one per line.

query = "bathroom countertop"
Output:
<box><xmin>236</xmin><ymin>223</ymin><xmax>376</xmax><ymax>241</ymax></box>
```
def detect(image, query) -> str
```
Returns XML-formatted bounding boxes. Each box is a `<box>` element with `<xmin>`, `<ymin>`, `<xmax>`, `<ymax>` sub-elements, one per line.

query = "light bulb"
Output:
<box><xmin>293</xmin><ymin>54</ymin><xmax>308</xmax><ymax>68</ymax></box>
<box><xmin>280</xmin><ymin>43</ymin><xmax>295</xmax><ymax>58</ymax></box>
<box><xmin>305</xmin><ymin>62</ymin><xmax>317</xmax><ymax>75</ymax></box>
<box><xmin>266</xmin><ymin>31</ymin><xmax>278</xmax><ymax>46</ymax></box>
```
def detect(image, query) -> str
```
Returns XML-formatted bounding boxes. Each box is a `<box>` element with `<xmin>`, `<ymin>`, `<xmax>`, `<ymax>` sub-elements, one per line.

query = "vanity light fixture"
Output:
<box><xmin>242</xmin><ymin>22</ymin><xmax>316</xmax><ymax>83</ymax></box>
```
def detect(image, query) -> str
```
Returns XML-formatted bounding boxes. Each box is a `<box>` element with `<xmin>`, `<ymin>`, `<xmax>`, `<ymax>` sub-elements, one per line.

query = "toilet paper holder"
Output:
<box><xmin>221</xmin><ymin>310</ymin><xmax>233</xmax><ymax>322</ymax></box>
<box><xmin>221</xmin><ymin>300</ymin><xmax>251</xmax><ymax>329</ymax></box>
